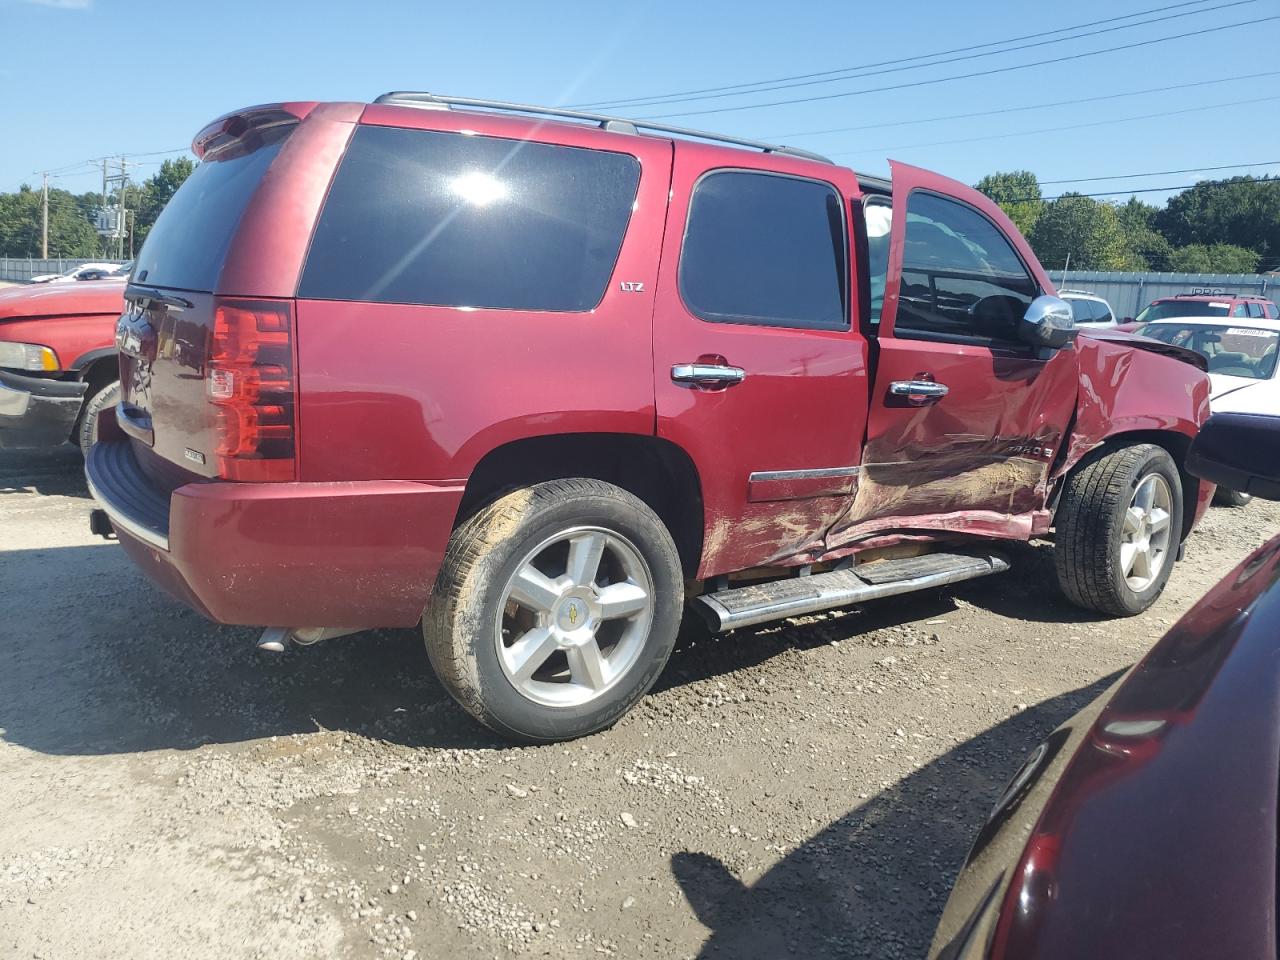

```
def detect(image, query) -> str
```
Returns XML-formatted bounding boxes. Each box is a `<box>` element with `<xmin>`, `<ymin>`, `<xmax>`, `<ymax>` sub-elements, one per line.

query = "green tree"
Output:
<box><xmin>1116</xmin><ymin>196</ymin><xmax>1172</xmax><ymax>270</ymax></box>
<box><xmin>1166</xmin><ymin>243</ymin><xmax>1261</xmax><ymax>274</ymax></box>
<box><xmin>1155</xmin><ymin>176</ymin><xmax>1280</xmax><ymax>261</ymax></box>
<box><xmin>0</xmin><ymin>184</ymin><xmax>99</xmax><ymax>258</ymax></box>
<box><xmin>974</xmin><ymin>170</ymin><xmax>1043</xmax><ymax>237</ymax></box>
<box><xmin>1027</xmin><ymin>193</ymin><xmax>1131</xmax><ymax>271</ymax></box>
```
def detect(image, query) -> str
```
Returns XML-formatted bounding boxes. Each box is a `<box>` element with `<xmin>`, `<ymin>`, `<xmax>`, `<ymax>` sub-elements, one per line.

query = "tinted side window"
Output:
<box><xmin>1092</xmin><ymin>300</ymin><xmax>1113</xmax><ymax>323</ymax></box>
<box><xmin>300</xmin><ymin>126</ymin><xmax>641</xmax><ymax>311</ymax></box>
<box><xmin>864</xmin><ymin>197</ymin><xmax>893</xmax><ymax>323</ymax></box>
<box><xmin>893</xmin><ymin>192</ymin><xmax>1037</xmax><ymax>343</ymax></box>
<box><xmin>1267</xmin><ymin>302</ymin><xmax>1279</xmax><ymax>320</ymax></box>
<box><xmin>1248</xmin><ymin>302</ymin><xmax>1264</xmax><ymax>318</ymax></box>
<box><xmin>1231</xmin><ymin>304</ymin><xmax>1249</xmax><ymax>317</ymax></box>
<box><xmin>681</xmin><ymin>171</ymin><xmax>847</xmax><ymax>330</ymax></box>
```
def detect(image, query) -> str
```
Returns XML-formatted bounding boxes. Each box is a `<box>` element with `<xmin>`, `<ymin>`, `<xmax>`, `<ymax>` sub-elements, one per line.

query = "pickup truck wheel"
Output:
<box><xmin>1214</xmin><ymin>487</ymin><xmax>1252</xmax><ymax>508</ymax></box>
<box><xmin>77</xmin><ymin>380</ymin><xmax>120</xmax><ymax>453</ymax></box>
<box><xmin>1053</xmin><ymin>444</ymin><xmax>1183</xmax><ymax>617</ymax></box>
<box><xmin>424</xmin><ymin>478</ymin><xmax>683</xmax><ymax>743</ymax></box>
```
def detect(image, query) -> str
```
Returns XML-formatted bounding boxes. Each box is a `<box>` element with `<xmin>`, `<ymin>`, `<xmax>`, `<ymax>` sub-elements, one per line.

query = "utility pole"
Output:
<box><xmin>40</xmin><ymin>172</ymin><xmax>48</xmax><ymax>259</ymax></box>
<box><xmin>101</xmin><ymin>158</ymin><xmax>109</xmax><ymax>258</ymax></box>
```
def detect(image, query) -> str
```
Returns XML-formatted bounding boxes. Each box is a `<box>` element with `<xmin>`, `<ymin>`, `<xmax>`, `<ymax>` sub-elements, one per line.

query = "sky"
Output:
<box><xmin>2</xmin><ymin>0</ymin><xmax>1279</xmax><ymax>203</ymax></box>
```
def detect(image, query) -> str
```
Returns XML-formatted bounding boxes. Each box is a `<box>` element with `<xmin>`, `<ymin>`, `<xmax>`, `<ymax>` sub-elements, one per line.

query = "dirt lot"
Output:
<box><xmin>1</xmin><ymin>445</ymin><xmax>1275</xmax><ymax>960</ymax></box>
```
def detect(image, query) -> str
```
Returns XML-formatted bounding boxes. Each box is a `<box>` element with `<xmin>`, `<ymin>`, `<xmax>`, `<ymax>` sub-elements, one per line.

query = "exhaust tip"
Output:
<box><xmin>256</xmin><ymin>627</ymin><xmax>289</xmax><ymax>653</ymax></box>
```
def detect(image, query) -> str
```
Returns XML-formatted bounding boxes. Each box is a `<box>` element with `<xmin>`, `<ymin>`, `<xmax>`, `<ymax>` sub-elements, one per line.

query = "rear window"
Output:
<box><xmin>134</xmin><ymin>128</ymin><xmax>290</xmax><ymax>292</ymax></box>
<box><xmin>1136</xmin><ymin>300</ymin><xmax>1231</xmax><ymax>322</ymax></box>
<box><xmin>299</xmin><ymin>126</ymin><xmax>641</xmax><ymax>311</ymax></box>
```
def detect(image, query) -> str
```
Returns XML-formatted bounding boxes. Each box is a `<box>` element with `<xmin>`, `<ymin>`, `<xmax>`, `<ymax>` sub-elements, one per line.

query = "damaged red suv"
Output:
<box><xmin>90</xmin><ymin>94</ymin><xmax>1213</xmax><ymax>741</ymax></box>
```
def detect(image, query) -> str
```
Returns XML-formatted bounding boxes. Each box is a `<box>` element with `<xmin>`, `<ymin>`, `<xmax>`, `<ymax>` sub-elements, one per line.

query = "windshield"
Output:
<box><xmin>1136</xmin><ymin>322</ymin><xmax>1279</xmax><ymax>379</ymax></box>
<box><xmin>1136</xmin><ymin>300</ymin><xmax>1231</xmax><ymax>322</ymax></box>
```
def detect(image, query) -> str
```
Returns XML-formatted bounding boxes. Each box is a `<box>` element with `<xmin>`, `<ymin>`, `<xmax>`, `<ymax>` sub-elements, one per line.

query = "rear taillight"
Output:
<box><xmin>208</xmin><ymin>298</ymin><xmax>296</xmax><ymax>482</ymax></box>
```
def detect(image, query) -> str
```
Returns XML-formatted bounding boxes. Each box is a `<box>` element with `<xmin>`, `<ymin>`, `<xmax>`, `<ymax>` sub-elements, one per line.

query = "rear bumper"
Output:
<box><xmin>87</xmin><ymin>439</ymin><xmax>465</xmax><ymax>627</ymax></box>
<box><xmin>0</xmin><ymin>369</ymin><xmax>87</xmax><ymax>448</ymax></box>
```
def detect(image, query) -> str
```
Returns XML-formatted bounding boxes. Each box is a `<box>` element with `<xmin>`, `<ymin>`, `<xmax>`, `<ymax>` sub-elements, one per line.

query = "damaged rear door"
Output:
<box><xmin>833</xmin><ymin>162</ymin><xmax>1079</xmax><ymax>546</ymax></box>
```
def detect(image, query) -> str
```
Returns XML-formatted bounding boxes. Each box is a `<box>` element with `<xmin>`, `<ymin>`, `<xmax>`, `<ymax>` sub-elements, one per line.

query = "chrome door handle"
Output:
<box><xmin>889</xmin><ymin>380</ymin><xmax>949</xmax><ymax>404</ymax></box>
<box><xmin>671</xmin><ymin>363</ymin><xmax>746</xmax><ymax>387</ymax></box>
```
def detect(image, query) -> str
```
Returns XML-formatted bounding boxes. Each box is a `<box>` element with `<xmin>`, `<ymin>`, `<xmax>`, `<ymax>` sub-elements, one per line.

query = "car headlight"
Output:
<box><xmin>0</xmin><ymin>341</ymin><xmax>60</xmax><ymax>371</ymax></box>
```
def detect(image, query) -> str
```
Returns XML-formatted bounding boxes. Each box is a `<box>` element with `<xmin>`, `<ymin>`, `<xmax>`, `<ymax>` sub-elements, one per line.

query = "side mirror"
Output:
<box><xmin>1188</xmin><ymin>412</ymin><xmax>1280</xmax><ymax>500</ymax></box>
<box><xmin>1019</xmin><ymin>295</ymin><xmax>1078</xmax><ymax>357</ymax></box>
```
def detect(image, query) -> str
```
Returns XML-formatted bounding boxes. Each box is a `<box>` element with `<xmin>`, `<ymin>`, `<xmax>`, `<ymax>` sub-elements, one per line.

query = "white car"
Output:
<box><xmin>28</xmin><ymin>262</ymin><xmax>124</xmax><ymax>284</ymax></box>
<box><xmin>1134</xmin><ymin>314</ymin><xmax>1280</xmax><ymax>506</ymax></box>
<box><xmin>1060</xmin><ymin>290</ymin><xmax>1118</xmax><ymax>328</ymax></box>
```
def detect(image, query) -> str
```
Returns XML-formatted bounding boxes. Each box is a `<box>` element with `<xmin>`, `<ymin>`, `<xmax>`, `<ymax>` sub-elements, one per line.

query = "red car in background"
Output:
<box><xmin>1115</xmin><ymin>292</ymin><xmax>1280</xmax><ymax>331</ymax></box>
<box><xmin>0</xmin><ymin>279</ymin><xmax>124</xmax><ymax>451</ymax></box>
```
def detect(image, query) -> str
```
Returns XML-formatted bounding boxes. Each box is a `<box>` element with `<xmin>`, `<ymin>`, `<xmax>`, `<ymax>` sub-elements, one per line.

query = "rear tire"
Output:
<box><xmin>424</xmin><ymin>478</ymin><xmax>683</xmax><ymax>743</ymax></box>
<box><xmin>1214</xmin><ymin>487</ymin><xmax>1252</xmax><ymax>508</ymax></box>
<box><xmin>1053</xmin><ymin>444</ymin><xmax>1183</xmax><ymax>617</ymax></box>
<box><xmin>77</xmin><ymin>380</ymin><xmax>119</xmax><ymax>454</ymax></box>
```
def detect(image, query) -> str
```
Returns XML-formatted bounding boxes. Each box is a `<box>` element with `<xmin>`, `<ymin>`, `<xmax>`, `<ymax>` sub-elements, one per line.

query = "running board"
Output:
<box><xmin>693</xmin><ymin>551</ymin><xmax>1009</xmax><ymax>632</ymax></box>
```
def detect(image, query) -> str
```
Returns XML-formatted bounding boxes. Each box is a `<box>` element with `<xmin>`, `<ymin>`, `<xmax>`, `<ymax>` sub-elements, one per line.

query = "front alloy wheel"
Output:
<box><xmin>1119</xmin><ymin>473</ymin><xmax>1174</xmax><ymax>592</ymax></box>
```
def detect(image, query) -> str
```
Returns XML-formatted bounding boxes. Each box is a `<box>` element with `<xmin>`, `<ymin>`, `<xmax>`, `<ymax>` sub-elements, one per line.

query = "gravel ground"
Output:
<box><xmin>2</xmin><ymin>445</ymin><xmax>1275</xmax><ymax>960</ymax></box>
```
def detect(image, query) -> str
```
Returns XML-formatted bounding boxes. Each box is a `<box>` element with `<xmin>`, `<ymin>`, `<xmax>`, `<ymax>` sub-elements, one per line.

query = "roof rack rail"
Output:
<box><xmin>373</xmin><ymin>92</ymin><xmax>834</xmax><ymax>164</ymax></box>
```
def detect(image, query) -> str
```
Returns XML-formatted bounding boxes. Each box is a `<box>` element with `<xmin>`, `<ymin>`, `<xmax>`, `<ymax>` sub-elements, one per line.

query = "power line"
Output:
<box><xmin>639</xmin><ymin>14</ymin><xmax>1280</xmax><ymax>119</ymax></box>
<box><xmin>574</xmin><ymin>0</ymin><xmax>1237</xmax><ymax>110</ymax></box>
<box><xmin>1016</xmin><ymin>178</ymin><xmax>1279</xmax><ymax>202</ymax></box>
<box><xmin>764</xmin><ymin>69</ymin><xmax>1280</xmax><ymax>139</ymax></box>
<box><xmin>829</xmin><ymin>93</ymin><xmax>1280</xmax><ymax>157</ymax></box>
<box><xmin>1040</xmin><ymin>160</ymin><xmax>1280</xmax><ymax>186</ymax></box>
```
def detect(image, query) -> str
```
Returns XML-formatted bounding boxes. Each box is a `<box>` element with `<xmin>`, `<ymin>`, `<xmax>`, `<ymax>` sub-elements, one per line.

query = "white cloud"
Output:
<box><xmin>17</xmin><ymin>0</ymin><xmax>93</xmax><ymax>8</ymax></box>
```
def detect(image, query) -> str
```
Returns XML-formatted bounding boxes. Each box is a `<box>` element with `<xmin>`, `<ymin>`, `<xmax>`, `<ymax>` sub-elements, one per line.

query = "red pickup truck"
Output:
<box><xmin>0</xmin><ymin>280</ymin><xmax>123</xmax><ymax>451</ymax></box>
<box><xmin>88</xmin><ymin>95</ymin><xmax>1213</xmax><ymax>742</ymax></box>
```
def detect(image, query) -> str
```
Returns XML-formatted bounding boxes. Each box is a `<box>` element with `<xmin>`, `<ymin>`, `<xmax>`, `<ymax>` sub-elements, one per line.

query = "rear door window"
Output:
<box><xmin>1093</xmin><ymin>300</ymin><xmax>1113</xmax><ymax>324</ymax></box>
<box><xmin>134</xmin><ymin>127</ymin><xmax>290</xmax><ymax>292</ymax></box>
<box><xmin>893</xmin><ymin>191</ymin><xmax>1038</xmax><ymax>344</ymax></box>
<box><xmin>679</xmin><ymin>170</ymin><xmax>847</xmax><ymax>330</ymax></box>
<box><xmin>299</xmin><ymin>126</ymin><xmax>641</xmax><ymax>311</ymax></box>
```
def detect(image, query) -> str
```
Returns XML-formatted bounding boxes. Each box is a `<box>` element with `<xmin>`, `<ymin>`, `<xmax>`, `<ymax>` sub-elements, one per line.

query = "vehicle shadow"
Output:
<box><xmin>0</xmin><ymin>446</ymin><xmax>89</xmax><ymax>498</ymax></box>
<box><xmin>670</xmin><ymin>676</ymin><xmax>1118</xmax><ymax>959</ymax></box>
<box><xmin>0</xmin><ymin>536</ymin><xmax>1110</xmax><ymax>758</ymax></box>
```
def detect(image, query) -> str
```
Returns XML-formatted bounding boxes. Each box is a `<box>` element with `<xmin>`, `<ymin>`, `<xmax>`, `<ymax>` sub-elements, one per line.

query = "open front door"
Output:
<box><xmin>651</xmin><ymin>147</ymin><xmax>870</xmax><ymax>577</ymax></box>
<box><xmin>830</xmin><ymin>161</ymin><xmax>1079</xmax><ymax>548</ymax></box>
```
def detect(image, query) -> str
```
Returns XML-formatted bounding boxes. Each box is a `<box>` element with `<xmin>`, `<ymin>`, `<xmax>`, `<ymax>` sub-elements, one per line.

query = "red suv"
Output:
<box><xmin>89</xmin><ymin>94</ymin><xmax>1214</xmax><ymax>742</ymax></box>
<box><xmin>1135</xmin><ymin>293</ymin><xmax>1279</xmax><ymax>324</ymax></box>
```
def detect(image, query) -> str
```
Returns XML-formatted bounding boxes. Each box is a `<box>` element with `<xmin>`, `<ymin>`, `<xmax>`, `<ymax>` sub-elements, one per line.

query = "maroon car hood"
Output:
<box><xmin>0</xmin><ymin>279</ymin><xmax>126</xmax><ymax>321</ymax></box>
<box><xmin>1079</xmin><ymin>327</ymin><xmax>1209</xmax><ymax>372</ymax></box>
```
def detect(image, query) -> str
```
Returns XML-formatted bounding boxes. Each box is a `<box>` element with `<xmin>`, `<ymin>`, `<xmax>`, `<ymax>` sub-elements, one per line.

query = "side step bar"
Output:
<box><xmin>693</xmin><ymin>551</ymin><xmax>1009</xmax><ymax>632</ymax></box>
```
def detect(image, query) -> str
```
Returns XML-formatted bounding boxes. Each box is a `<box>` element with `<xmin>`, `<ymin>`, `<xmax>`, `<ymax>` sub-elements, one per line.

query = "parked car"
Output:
<box><xmin>1134</xmin><ymin>314</ymin><xmax>1280</xmax><ymax>505</ymax></box>
<box><xmin>87</xmin><ymin>94</ymin><xmax>1213</xmax><ymax>742</ymax></box>
<box><xmin>74</xmin><ymin>260</ymin><xmax>133</xmax><ymax>282</ymax></box>
<box><xmin>1132</xmin><ymin>292</ymin><xmax>1279</xmax><ymax>324</ymax></box>
<box><xmin>1058</xmin><ymin>290</ymin><xmax>1116</xmax><ymax>328</ymax></box>
<box><xmin>929</xmin><ymin>410</ymin><xmax>1280</xmax><ymax>960</ymax></box>
<box><xmin>0</xmin><ymin>280</ymin><xmax>124</xmax><ymax>451</ymax></box>
<box><xmin>28</xmin><ymin>262</ymin><xmax>124</xmax><ymax>284</ymax></box>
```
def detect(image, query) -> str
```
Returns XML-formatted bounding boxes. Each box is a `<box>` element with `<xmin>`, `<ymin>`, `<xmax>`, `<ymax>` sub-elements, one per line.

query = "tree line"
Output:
<box><xmin>0</xmin><ymin>157</ymin><xmax>195</xmax><ymax>260</ymax></box>
<box><xmin>976</xmin><ymin>171</ymin><xmax>1280</xmax><ymax>275</ymax></box>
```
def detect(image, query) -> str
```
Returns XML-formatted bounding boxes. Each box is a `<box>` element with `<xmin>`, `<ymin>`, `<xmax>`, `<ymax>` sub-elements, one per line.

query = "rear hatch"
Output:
<box><xmin>117</xmin><ymin>113</ymin><xmax>298</xmax><ymax>485</ymax></box>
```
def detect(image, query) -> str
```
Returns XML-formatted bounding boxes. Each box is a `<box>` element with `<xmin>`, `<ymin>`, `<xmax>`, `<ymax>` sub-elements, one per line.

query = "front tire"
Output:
<box><xmin>77</xmin><ymin>380</ymin><xmax>120</xmax><ymax>454</ymax></box>
<box><xmin>424</xmin><ymin>478</ymin><xmax>683</xmax><ymax>743</ymax></box>
<box><xmin>1053</xmin><ymin>444</ymin><xmax>1183</xmax><ymax>617</ymax></box>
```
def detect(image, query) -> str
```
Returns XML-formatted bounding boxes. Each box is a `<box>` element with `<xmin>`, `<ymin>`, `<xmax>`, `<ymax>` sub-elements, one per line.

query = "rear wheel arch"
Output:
<box><xmin>455</xmin><ymin>433</ymin><xmax>705</xmax><ymax>578</ymax></box>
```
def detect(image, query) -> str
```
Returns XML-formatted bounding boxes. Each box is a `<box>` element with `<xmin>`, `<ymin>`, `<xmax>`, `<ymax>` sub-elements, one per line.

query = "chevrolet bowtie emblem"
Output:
<box><xmin>568</xmin><ymin>604</ymin><xmax>579</xmax><ymax>626</ymax></box>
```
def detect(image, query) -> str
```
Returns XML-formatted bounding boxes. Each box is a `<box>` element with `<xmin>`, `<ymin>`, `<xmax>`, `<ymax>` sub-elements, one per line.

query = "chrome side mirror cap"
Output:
<box><xmin>1020</xmin><ymin>295</ymin><xmax>1078</xmax><ymax>357</ymax></box>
